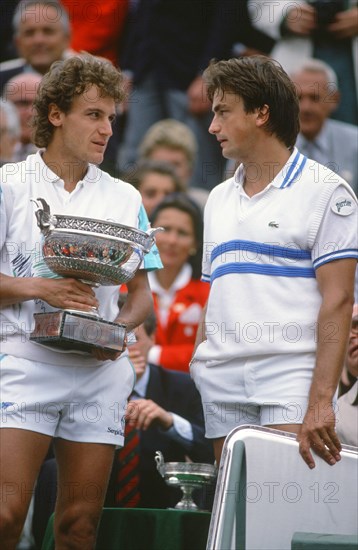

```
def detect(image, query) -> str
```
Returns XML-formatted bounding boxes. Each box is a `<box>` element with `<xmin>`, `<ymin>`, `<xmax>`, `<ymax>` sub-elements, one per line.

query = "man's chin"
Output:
<box><xmin>30</xmin><ymin>59</ymin><xmax>53</xmax><ymax>74</ymax></box>
<box><xmin>90</xmin><ymin>153</ymin><xmax>105</xmax><ymax>166</ymax></box>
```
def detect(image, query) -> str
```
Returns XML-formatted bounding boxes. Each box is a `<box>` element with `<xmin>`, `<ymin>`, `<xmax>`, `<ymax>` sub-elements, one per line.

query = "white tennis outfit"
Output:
<box><xmin>191</xmin><ymin>148</ymin><xmax>358</xmax><ymax>438</ymax></box>
<box><xmin>0</xmin><ymin>152</ymin><xmax>162</xmax><ymax>446</ymax></box>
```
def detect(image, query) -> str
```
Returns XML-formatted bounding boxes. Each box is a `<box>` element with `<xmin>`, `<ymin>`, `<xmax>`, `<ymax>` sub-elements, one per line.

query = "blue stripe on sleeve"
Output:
<box><xmin>313</xmin><ymin>249</ymin><xmax>358</xmax><ymax>269</ymax></box>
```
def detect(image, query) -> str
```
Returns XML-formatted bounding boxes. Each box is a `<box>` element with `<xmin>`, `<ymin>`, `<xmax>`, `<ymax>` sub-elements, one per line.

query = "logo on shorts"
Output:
<box><xmin>107</xmin><ymin>426</ymin><xmax>123</xmax><ymax>437</ymax></box>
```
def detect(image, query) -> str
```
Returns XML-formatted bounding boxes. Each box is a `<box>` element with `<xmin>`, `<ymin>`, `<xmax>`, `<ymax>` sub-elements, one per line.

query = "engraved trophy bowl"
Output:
<box><xmin>30</xmin><ymin>198</ymin><xmax>162</xmax><ymax>353</ymax></box>
<box><xmin>155</xmin><ymin>451</ymin><xmax>217</xmax><ymax>511</ymax></box>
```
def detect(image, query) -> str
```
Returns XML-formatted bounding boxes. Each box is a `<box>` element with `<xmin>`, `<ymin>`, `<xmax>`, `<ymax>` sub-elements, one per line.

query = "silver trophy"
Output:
<box><xmin>155</xmin><ymin>451</ymin><xmax>217</xmax><ymax>511</ymax></box>
<box><xmin>30</xmin><ymin>198</ymin><xmax>162</xmax><ymax>353</ymax></box>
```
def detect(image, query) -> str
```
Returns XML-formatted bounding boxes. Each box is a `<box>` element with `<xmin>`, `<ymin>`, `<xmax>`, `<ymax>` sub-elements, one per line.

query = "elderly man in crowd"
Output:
<box><xmin>3</xmin><ymin>72</ymin><xmax>42</xmax><ymax>161</ymax></box>
<box><xmin>0</xmin><ymin>0</ymin><xmax>71</xmax><ymax>92</ymax></box>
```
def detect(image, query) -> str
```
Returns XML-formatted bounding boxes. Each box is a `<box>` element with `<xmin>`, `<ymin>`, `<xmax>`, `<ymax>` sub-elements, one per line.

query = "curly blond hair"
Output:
<box><xmin>32</xmin><ymin>53</ymin><xmax>125</xmax><ymax>148</ymax></box>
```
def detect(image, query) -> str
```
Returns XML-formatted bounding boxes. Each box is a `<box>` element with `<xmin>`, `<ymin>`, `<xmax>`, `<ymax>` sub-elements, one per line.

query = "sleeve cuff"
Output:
<box><xmin>168</xmin><ymin>413</ymin><xmax>194</xmax><ymax>442</ymax></box>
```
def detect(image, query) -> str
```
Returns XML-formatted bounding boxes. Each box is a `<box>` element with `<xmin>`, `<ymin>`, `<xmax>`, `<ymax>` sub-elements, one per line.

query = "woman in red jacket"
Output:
<box><xmin>148</xmin><ymin>193</ymin><xmax>209</xmax><ymax>372</ymax></box>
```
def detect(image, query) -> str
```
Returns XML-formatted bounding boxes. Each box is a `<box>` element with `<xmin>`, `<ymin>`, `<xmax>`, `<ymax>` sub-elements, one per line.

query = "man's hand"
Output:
<box><xmin>126</xmin><ymin>398</ymin><xmax>173</xmax><ymax>431</ymax></box>
<box><xmin>37</xmin><ymin>277</ymin><xmax>99</xmax><ymax>312</ymax></box>
<box><xmin>296</xmin><ymin>401</ymin><xmax>342</xmax><ymax>469</ymax></box>
<box><xmin>91</xmin><ymin>331</ymin><xmax>128</xmax><ymax>362</ymax></box>
<box><xmin>284</xmin><ymin>3</ymin><xmax>316</xmax><ymax>35</ymax></box>
<box><xmin>127</xmin><ymin>346</ymin><xmax>147</xmax><ymax>378</ymax></box>
<box><xmin>327</xmin><ymin>7</ymin><xmax>358</xmax><ymax>39</ymax></box>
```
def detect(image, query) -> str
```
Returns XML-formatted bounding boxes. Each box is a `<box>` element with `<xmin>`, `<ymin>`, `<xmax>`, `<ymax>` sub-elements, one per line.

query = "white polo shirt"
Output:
<box><xmin>0</xmin><ymin>152</ymin><xmax>162</xmax><ymax>366</ymax></box>
<box><xmin>195</xmin><ymin>148</ymin><xmax>358</xmax><ymax>366</ymax></box>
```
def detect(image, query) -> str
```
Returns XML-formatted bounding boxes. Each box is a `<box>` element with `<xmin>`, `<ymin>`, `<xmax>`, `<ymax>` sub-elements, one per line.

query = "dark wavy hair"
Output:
<box><xmin>32</xmin><ymin>53</ymin><xmax>126</xmax><ymax>148</ymax></box>
<box><xmin>203</xmin><ymin>55</ymin><xmax>300</xmax><ymax>149</ymax></box>
<box><xmin>150</xmin><ymin>193</ymin><xmax>204</xmax><ymax>280</ymax></box>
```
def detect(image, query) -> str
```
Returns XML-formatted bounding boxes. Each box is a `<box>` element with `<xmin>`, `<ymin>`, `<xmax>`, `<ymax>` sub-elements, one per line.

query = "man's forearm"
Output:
<box><xmin>115</xmin><ymin>271</ymin><xmax>153</xmax><ymax>332</ymax></box>
<box><xmin>308</xmin><ymin>298</ymin><xmax>354</xmax><ymax>407</ymax></box>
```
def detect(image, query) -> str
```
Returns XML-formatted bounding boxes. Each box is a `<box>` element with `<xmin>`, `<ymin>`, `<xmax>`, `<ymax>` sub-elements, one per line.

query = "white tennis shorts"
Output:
<box><xmin>0</xmin><ymin>353</ymin><xmax>135</xmax><ymax>446</ymax></box>
<box><xmin>190</xmin><ymin>352</ymin><xmax>318</xmax><ymax>439</ymax></box>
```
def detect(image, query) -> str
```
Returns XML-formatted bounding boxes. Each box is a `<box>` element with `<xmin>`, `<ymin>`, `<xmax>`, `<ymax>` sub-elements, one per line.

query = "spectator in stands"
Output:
<box><xmin>248</xmin><ymin>0</ymin><xmax>358</xmax><ymax>124</ymax></box>
<box><xmin>127</xmin><ymin>159</ymin><xmax>184</xmax><ymax>217</ymax></box>
<box><xmin>3</xmin><ymin>72</ymin><xmax>41</xmax><ymax>161</ymax></box>
<box><xmin>138</xmin><ymin>119</ymin><xmax>209</xmax><ymax>210</ymax></box>
<box><xmin>291</xmin><ymin>58</ymin><xmax>358</xmax><ymax>194</ymax></box>
<box><xmin>0</xmin><ymin>0</ymin><xmax>71</xmax><ymax>92</ymax></box>
<box><xmin>336</xmin><ymin>304</ymin><xmax>358</xmax><ymax>447</ymax></box>
<box><xmin>0</xmin><ymin>98</ymin><xmax>20</xmax><ymax>165</ymax></box>
<box><xmin>61</xmin><ymin>0</ymin><xmax>129</xmax><ymax>66</ymax></box>
<box><xmin>105</xmin><ymin>308</ymin><xmax>214</xmax><ymax>509</ymax></box>
<box><xmin>117</xmin><ymin>0</ymin><xmax>275</xmax><ymax>190</ymax></box>
<box><xmin>148</xmin><ymin>193</ymin><xmax>210</xmax><ymax>372</ymax></box>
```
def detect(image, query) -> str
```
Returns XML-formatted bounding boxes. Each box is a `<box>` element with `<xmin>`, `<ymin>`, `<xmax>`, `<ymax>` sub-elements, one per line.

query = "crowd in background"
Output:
<box><xmin>0</xmin><ymin>2</ymin><xmax>357</xmax><ymax>549</ymax></box>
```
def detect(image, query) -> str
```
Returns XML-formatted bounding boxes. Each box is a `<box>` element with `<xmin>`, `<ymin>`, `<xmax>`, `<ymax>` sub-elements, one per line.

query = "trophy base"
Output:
<box><xmin>30</xmin><ymin>311</ymin><xmax>126</xmax><ymax>353</ymax></box>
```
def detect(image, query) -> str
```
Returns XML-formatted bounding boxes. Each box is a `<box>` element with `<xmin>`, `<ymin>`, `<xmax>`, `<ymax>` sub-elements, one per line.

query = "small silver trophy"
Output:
<box><xmin>155</xmin><ymin>451</ymin><xmax>217</xmax><ymax>511</ymax></box>
<box><xmin>30</xmin><ymin>198</ymin><xmax>162</xmax><ymax>353</ymax></box>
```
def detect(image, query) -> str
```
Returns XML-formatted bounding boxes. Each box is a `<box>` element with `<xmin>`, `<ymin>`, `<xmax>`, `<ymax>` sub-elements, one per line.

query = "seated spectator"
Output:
<box><xmin>248</xmin><ymin>0</ymin><xmax>358</xmax><ymax>124</ymax></box>
<box><xmin>336</xmin><ymin>304</ymin><xmax>358</xmax><ymax>447</ymax></box>
<box><xmin>105</xmin><ymin>308</ymin><xmax>214</xmax><ymax>509</ymax></box>
<box><xmin>127</xmin><ymin>159</ymin><xmax>184</xmax><ymax>217</ymax></box>
<box><xmin>3</xmin><ymin>72</ymin><xmax>41</xmax><ymax>160</ymax></box>
<box><xmin>291</xmin><ymin>58</ymin><xmax>358</xmax><ymax>194</ymax></box>
<box><xmin>137</xmin><ymin>119</ymin><xmax>210</xmax><ymax>210</ymax></box>
<box><xmin>148</xmin><ymin>193</ymin><xmax>209</xmax><ymax>372</ymax></box>
<box><xmin>0</xmin><ymin>98</ymin><xmax>20</xmax><ymax>165</ymax></box>
<box><xmin>116</xmin><ymin>1</ymin><xmax>275</xmax><ymax>190</ymax></box>
<box><xmin>0</xmin><ymin>0</ymin><xmax>72</xmax><ymax>92</ymax></box>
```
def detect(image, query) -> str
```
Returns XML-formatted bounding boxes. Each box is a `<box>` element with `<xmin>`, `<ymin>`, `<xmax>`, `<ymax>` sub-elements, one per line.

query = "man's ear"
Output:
<box><xmin>256</xmin><ymin>104</ymin><xmax>270</xmax><ymax>127</ymax></box>
<box><xmin>48</xmin><ymin>103</ymin><xmax>64</xmax><ymax>127</ymax></box>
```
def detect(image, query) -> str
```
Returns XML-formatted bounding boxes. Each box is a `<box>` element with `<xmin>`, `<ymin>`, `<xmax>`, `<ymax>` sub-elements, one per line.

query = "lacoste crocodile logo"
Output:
<box><xmin>268</xmin><ymin>221</ymin><xmax>279</xmax><ymax>228</ymax></box>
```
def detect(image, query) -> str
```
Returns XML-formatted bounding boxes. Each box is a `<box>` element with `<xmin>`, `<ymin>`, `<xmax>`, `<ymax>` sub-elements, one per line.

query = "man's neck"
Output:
<box><xmin>42</xmin><ymin>148</ymin><xmax>88</xmax><ymax>193</ymax></box>
<box><xmin>242</xmin><ymin>141</ymin><xmax>292</xmax><ymax>197</ymax></box>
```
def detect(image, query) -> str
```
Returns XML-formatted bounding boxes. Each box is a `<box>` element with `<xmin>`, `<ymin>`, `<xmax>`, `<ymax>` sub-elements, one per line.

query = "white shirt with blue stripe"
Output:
<box><xmin>196</xmin><ymin>148</ymin><xmax>357</xmax><ymax>366</ymax></box>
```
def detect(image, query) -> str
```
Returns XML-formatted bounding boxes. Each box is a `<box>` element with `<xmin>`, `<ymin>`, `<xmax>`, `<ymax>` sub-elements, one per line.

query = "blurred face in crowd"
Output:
<box><xmin>346</xmin><ymin>306</ymin><xmax>358</xmax><ymax>378</ymax></box>
<box><xmin>131</xmin><ymin>324</ymin><xmax>155</xmax><ymax>379</ymax></box>
<box><xmin>0</xmin><ymin>112</ymin><xmax>18</xmax><ymax>161</ymax></box>
<box><xmin>15</xmin><ymin>3</ymin><xmax>70</xmax><ymax>73</ymax></box>
<box><xmin>139</xmin><ymin>172</ymin><xmax>177</xmax><ymax>217</ymax></box>
<box><xmin>153</xmin><ymin>207</ymin><xmax>196</xmax><ymax>273</ymax></box>
<box><xmin>5</xmin><ymin>74</ymin><xmax>41</xmax><ymax>144</ymax></box>
<box><xmin>293</xmin><ymin>69</ymin><xmax>339</xmax><ymax>140</ymax></box>
<box><xmin>148</xmin><ymin>146</ymin><xmax>191</xmax><ymax>188</ymax></box>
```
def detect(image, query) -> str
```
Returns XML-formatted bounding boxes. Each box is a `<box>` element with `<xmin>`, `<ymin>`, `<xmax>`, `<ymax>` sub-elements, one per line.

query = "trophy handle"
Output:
<box><xmin>147</xmin><ymin>227</ymin><xmax>164</xmax><ymax>238</ymax></box>
<box><xmin>155</xmin><ymin>451</ymin><xmax>165</xmax><ymax>475</ymax></box>
<box><xmin>31</xmin><ymin>197</ymin><xmax>55</xmax><ymax>234</ymax></box>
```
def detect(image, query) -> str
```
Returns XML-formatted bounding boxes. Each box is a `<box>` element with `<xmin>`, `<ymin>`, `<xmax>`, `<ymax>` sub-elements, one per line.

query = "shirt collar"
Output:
<box><xmin>148</xmin><ymin>263</ymin><xmax>192</xmax><ymax>295</ymax></box>
<box><xmin>34</xmin><ymin>150</ymin><xmax>99</xmax><ymax>187</ymax></box>
<box><xmin>233</xmin><ymin>147</ymin><xmax>307</xmax><ymax>191</ymax></box>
